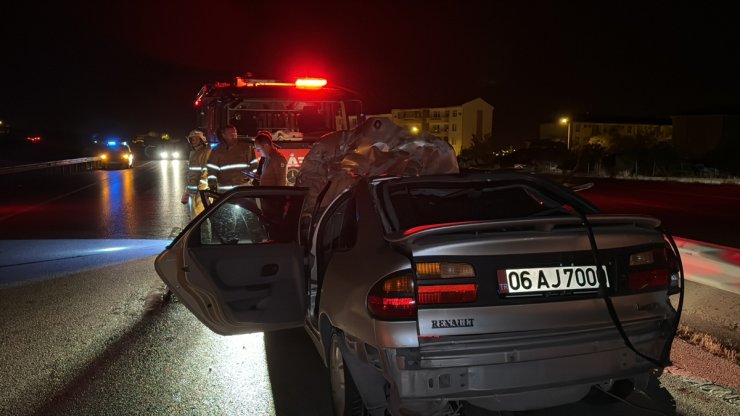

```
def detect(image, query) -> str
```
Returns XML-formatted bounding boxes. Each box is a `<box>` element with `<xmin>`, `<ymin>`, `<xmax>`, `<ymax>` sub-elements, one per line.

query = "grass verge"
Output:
<box><xmin>677</xmin><ymin>324</ymin><xmax>739</xmax><ymax>365</ymax></box>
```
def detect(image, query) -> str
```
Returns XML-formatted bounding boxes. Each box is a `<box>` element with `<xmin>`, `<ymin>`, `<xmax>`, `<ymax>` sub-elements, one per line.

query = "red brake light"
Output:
<box><xmin>295</xmin><ymin>77</ymin><xmax>327</xmax><ymax>89</ymax></box>
<box><xmin>367</xmin><ymin>296</ymin><xmax>416</xmax><ymax>318</ymax></box>
<box><xmin>627</xmin><ymin>247</ymin><xmax>674</xmax><ymax>291</ymax></box>
<box><xmin>417</xmin><ymin>284</ymin><xmax>478</xmax><ymax>304</ymax></box>
<box><xmin>367</xmin><ymin>274</ymin><xmax>416</xmax><ymax>320</ymax></box>
<box><xmin>628</xmin><ymin>269</ymin><xmax>670</xmax><ymax>290</ymax></box>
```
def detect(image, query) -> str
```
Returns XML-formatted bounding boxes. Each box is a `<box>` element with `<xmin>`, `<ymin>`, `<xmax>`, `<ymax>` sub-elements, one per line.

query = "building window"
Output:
<box><xmin>452</xmin><ymin>124</ymin><xmax>457</xmax><ymax>132</ymax></box>
<box><xmin>452</xmin><ymin>111</ymin><xmax>457</xmax><ymax>117</ymax></box>
<box><xmin>575</xmin><ymin>124</ymin><xmax>581</xmax><ymax>132</ymax></box>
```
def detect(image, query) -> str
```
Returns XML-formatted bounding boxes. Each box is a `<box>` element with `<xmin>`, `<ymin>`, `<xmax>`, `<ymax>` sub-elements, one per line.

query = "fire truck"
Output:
<box><xmin>194</xmin><ymin>76</ymin><xmax>364</xmax><ymax>184</ymax></box>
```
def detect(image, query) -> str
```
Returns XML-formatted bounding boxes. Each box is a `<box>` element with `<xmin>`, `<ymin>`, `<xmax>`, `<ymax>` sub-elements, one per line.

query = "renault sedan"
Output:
<box><xmin>155</xmin><ymin>172</ymin><xmax>682</xmax><ymax>415</ymax></box>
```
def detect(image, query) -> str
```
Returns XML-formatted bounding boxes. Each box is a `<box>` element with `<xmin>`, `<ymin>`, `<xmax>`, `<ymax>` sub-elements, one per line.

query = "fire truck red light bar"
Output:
<box><xmin>295</xmin><ymin>78</ymin><xmax>327</xmax><ymax>89</ymax></box>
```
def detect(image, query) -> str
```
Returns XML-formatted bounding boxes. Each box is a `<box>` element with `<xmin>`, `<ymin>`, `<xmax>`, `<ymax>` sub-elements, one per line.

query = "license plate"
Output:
<box><xmin>497</xmin><ymin>266</ymin><xmax>609</xmax><ymax>295</ymax></box>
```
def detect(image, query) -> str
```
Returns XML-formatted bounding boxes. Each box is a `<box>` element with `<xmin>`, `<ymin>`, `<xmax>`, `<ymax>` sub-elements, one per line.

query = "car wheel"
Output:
<box><xmin>329</xmin><ymin>333</ymin><xmax>368</xmax><ymax>416</ymax></box>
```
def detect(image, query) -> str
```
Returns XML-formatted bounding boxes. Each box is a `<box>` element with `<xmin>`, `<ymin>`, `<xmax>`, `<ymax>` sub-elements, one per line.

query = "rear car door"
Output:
<box><xmin>155</xmin><ymin>187</ymin><xmax>309</xmax><ymax>335</ymax></box>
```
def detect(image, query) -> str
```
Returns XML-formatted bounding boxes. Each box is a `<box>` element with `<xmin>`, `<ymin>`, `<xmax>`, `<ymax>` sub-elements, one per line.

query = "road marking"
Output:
<box><xmin>670</xmin><ymin>374</ymin><xmax>740</xmax><ymax>407</ymax></box>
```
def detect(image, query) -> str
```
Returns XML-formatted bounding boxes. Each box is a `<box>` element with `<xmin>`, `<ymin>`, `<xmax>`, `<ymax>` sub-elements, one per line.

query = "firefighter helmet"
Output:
<box><xmin>187</xmin><ymin>129</ymin><xmax>207</xmax><ymax>144</ymax></box>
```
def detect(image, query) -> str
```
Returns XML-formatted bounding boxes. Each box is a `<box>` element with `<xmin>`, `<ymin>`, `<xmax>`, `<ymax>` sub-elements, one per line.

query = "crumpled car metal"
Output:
<box><xmin>296</xmin><ymin>117</ymin><xmax>459</xmax><ymax>219</ymax></box>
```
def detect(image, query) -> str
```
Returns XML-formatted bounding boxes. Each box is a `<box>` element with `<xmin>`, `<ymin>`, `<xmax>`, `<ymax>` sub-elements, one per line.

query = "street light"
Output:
<box><xmin>559</xmin><ymin>117</ymin><xmax>571</xmax><ymax>150</ymax></box>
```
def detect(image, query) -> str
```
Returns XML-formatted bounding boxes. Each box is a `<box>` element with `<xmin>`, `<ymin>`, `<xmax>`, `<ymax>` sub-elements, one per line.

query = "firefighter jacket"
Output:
<box><xmin>206</xmin><ymin>142</ymin><xmax>255</xmax><ymax>191</ymax></box>
<box><xmin>259</xmin><ymin>151</ymin><xmax>288</xmax><ymax>186</ymax></box>
<box><xmin>186</xmin><ymin>146</ymin><xmax>211</xmax><ymax>194</ymax></box>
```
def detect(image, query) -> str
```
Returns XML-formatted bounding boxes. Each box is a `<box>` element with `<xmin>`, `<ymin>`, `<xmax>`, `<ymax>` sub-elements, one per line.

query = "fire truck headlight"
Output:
<box><xmin>171</xmin><ymin>151</ymin><xmax>180</xmax><ymax>158</ymax></box>
<box><xmin>160</xmin><ymin>152</ymin><xmax>169</xmax><ymax>159</ymax></box>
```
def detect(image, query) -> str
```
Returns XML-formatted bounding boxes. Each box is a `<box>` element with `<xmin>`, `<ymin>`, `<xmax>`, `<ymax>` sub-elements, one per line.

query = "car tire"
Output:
<box><xmin>329</xmin><ymin>332</ymin><xmax>368</xmax><ymax>416</ymax></box>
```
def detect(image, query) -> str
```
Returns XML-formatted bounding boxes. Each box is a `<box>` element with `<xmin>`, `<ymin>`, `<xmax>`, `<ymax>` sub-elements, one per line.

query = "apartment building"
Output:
<box><xmin>370</xmin><ymin>98</ymin><xmax>494</xmax><ymax>155</ymax></box>
<box><xmin>540</xmin><ymin>116</ymin><xmax>672</xmax><ymax>150</ymax></box>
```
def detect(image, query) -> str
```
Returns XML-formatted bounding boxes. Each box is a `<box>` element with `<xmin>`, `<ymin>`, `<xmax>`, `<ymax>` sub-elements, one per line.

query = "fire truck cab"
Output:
<box><xmin>194</xmin><ymin>77</ymin><xmax>363</xmax><ymax>184</ymax></box>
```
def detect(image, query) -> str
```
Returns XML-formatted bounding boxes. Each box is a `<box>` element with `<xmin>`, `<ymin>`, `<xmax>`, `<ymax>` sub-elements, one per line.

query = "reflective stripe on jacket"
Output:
<box><xmin>206</xmin><ymin>142</ymin><xmax>255</xmax><ymax>191</ymax></box>
<box><xmin>186</xmin><ymin>147</ymin><xmax>211</xmax><ymax>193</ymax></box>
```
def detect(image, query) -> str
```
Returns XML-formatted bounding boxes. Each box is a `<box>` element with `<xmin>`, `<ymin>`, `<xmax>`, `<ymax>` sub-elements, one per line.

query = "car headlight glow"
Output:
<box><xmin>171</xmin><ymin>151</ymin><xmax>180</xmax><ymax>158</ymax></box>
<box><xmin>160</xmin><ymin>152</ymin><xmax>169</xmax><ymax>159</ymax></box>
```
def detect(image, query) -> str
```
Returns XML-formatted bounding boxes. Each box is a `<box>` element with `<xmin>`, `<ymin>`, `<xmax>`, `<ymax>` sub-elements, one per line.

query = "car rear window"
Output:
<box><xmin>378</xmin><ymin>180</ymin><xmax>585</xmax><ymax>234</ymax></box>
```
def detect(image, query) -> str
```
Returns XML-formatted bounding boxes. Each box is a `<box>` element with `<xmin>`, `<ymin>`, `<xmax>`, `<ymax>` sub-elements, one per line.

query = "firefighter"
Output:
<box><xmin>181</xmin><ymin>129</ymin><xmax>211</xmax><ymax>218</ymax></box>
<box><xmin>206</xmin><ymin>124</ymin><xmax>255</xmax><ymax>192</ymax></box>
<box><xmin>205</xmin><ymin>125</ymin><xmax>255</xmax><ymax>244</ymax></box>
<box><xmin>254</xmin><ymin>131</ymin><xmax>288</xmax><ymax>186</ymax></box>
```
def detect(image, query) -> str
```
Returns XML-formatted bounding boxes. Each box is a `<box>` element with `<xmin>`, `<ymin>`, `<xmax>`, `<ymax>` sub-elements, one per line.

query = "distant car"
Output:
<box><xmin>98</xmin><ymin>141</ymin><xmax>133</xmax><ymax>169</ymax></box>
<box><xmin>155</xmin><ymin>172</ymin><xmax>682</xmax><ymax>415</ymax></box>
<box><xmin>157</xmin><ymin>141</ymin><xmax>188</xmax><ymax>160</ymax></box>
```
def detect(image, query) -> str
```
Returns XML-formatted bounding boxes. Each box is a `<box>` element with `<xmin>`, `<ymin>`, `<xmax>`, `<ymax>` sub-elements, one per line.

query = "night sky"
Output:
<box><xmin>2</xmin><ymin>1</ymin><xmax>739</xmax><ymax>147</ymax></box>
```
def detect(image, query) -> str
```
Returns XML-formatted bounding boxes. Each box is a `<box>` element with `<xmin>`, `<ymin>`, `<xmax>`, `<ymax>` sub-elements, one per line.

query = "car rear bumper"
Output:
<box><xmin>381</xmin><ymin>321</ymin><xmax>668</xmax><ymax>411</ymax></box>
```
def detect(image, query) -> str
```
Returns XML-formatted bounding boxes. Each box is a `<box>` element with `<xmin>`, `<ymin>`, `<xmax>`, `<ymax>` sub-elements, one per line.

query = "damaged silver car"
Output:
<box><xmin>155</xmin><ymin>118</ymin><xmax>683</xmax><ymax>415</ymax></box>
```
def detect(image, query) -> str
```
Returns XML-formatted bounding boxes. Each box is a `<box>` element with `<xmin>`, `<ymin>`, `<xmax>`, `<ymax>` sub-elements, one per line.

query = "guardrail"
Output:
<box><xmin>675</xmin><ymin>237</ymin><xmax>740</xmax><ymax>295</ymax></box>
<box><xmin>0</xmin><ymin>157</ymin><xmax>101</xmax><ymax>176</ymax></box>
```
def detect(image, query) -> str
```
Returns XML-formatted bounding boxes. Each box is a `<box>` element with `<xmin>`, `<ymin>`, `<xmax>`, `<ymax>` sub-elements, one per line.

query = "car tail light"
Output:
<box><xmin>415</xmin><ymin>262</ymin><xmax>478</xmax><ymax>305</ymax></box>
<box><xmin>367</xmin><ymin>273</ymin><xmax>416</xmax><ymax>320</ymax></box>
<box><xmin>416</xmin><ymin>262</ymin><xmax>475</xmax><ymax>279</ymax></box>
<box><xmin>627</xmin><ymin>247</ymin><xmax>678</xmax><ymax>291</ymax></box>
<box><xmin>418</xmin><ymin>284</ymin><xmax>477</xmax><ymax>304</ymax></box>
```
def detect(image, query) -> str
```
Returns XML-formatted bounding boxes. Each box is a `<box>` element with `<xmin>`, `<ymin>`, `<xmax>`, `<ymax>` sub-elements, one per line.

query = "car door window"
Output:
<box><xmin>319</xmin><ymin>198</ymin><xmax>349</xmax><ymax>257</ymax></box>
<box><xmin>194</xmin><ymin>194</ymin><xmax>303</xmax><ymax>246</ymax></box>
<box><xmin>155</xmin><ymin>187</ymin><xmax>309</xmax><ymax>335</ymax></box>
<box><xmin>316</xmin><ymin>194</ymin><xmax>357</xmax><ymax>286</ymax></box>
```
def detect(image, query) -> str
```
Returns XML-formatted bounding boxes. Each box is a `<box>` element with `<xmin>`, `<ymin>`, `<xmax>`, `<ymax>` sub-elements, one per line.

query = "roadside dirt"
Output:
<box><xmin>666</xmin><ymin>338</ymin><xmax>740</xmax><ymax>390</ymax></box>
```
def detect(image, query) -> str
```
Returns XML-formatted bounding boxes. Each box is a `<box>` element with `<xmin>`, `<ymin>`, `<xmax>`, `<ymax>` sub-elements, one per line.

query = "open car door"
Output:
<box><xmin>155</xmin><ymin>187</ymin><xmax>308</xmax><ymax>335</ymax></box>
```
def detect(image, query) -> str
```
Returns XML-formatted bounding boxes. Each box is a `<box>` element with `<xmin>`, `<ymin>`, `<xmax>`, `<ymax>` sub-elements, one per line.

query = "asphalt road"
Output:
<box><xmin>0</xmin><ymin>165</ymin><xmax>738</xmax><ymax>415</ymax></box>
<box><xmin>1</xmin><ymin>255</ymin><xmax>737</xmax><ymax>416</ymax></box>
<box><xmin>0</xmin><ymin>160</ymin><xmax>191</xmax><ymax>239</ymax></box>
<box><xmin>577</xmin><ymin>178</ymin><xmax>740</xmax><ymax>249</ymax></box>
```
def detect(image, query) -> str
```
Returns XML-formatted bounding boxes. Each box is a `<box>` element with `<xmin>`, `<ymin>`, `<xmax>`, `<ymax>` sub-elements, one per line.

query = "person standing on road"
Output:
<box><xmin>181</xmin><ymin>129</ymin><xmax>211</xmax><ymax>218</ymax></box>
<box><xmin>205</xmin><ymin>125</ymin><xmax>255</xmax><ymax>244</ymax></box>
<box><xmin>254</xmin><ymin>131</ymin><xmax>288</xmax><ymax>186</ymax></box>
<box><xmin>206</xmin><ymin>124</ymin><xmax>255</xmax><ymax>192</ymax></box>
<box><xmin>254</xmin><ymin>132</ymin><xmax>292</xmax><ymax>241</ymax></box>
